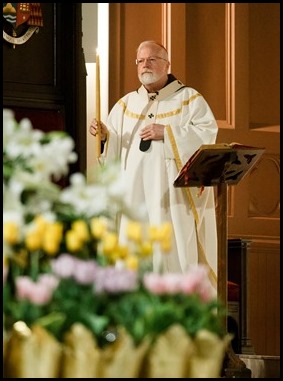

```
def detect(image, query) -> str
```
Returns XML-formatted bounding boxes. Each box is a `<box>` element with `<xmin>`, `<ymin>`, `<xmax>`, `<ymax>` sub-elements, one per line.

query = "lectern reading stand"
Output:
<box><xmin>173</xmin><ymin>143</ymin><xmax>265</xmax><ymax>308</ymax></box>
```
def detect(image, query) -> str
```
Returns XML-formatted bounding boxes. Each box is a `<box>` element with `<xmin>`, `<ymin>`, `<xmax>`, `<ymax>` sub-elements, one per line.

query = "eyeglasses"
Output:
<box><xmin>135</xmin><ymin>56</ymin><xmax>168</xmax><ymax>66</ymax></box>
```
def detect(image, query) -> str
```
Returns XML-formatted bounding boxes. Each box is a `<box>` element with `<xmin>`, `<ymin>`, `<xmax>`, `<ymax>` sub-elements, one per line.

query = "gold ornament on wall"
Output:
<box><xmin>3</xmin><ymin>3</ymin><xmax>43</xmax><ymax>48</ymax></box>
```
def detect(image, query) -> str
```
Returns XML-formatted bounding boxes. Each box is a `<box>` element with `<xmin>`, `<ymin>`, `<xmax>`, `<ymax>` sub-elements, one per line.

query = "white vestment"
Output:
<box><xmin>103</xmin><ymin>78</ymin><xmax>218</xmax><ymax>289</ymax></box>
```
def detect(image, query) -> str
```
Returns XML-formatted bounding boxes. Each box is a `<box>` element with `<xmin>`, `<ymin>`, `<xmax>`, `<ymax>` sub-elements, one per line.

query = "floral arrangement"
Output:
<box><xmin>3</xmin><ymin>109</ymin><xmax>229</xmax><ymax>378</ymax></box>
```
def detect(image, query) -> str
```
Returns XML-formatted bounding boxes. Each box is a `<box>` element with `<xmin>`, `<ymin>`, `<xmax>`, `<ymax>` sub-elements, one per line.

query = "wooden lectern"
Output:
<box><xmin>174</xmin><ymin>143</ymin><xmax>265</xmax><ymax>378</ymax></box>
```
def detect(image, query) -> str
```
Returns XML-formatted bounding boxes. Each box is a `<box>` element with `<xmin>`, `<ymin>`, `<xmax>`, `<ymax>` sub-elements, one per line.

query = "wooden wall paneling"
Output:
<box><xmin>249</xmin><ymin>3</ymin><xmax>280</xmax><ymax>129</ymax></box>
<box><xmin>9</xmin><ymin>107</ymin><xmax>65</xmax><ymax>133</ymax></box>
<box><xmin>246</xmin><ymin>153</ymin><xmax>280</xmax><ymax>236</ymax></box>
<box><xmin>169</xmin><ymin>4</ymin><xmax>186</xmax><ymax>82</ymax></box>
<box><xmin>185</xmin><ymin>3</ymin><xmax>226</xmax><ymax>124</ymax></box>
<box><xmin>221</xmin><ymin>129</ymin><xmax>280</xmax><ymax>232</ymax></box>
<box><xmin>221</xmin><ymin>119</ymin><xmax>280</xmax><ymax>239</ymax></box>
<box><xmin>248</xmin><ymin>242</ymin><xmax>280</xmax><ymax>356</ymax></box>
<box><xmin>232</xmin><ymin>3</ymin><xmax>250</xmax><ymax>131</ymax></box>
<box><xmin>214</xmin><ymin>3</ymin><xmax>280</xmax><ymax>242</ymax></box>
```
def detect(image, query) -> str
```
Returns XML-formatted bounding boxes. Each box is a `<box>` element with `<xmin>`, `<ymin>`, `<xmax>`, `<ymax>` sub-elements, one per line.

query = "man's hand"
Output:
<box><xmin>140</xmin><ymin>123</ymin><xmax>165</xmax><ymax>141</ymax></box>
<box><xmin>89</xmin><ymin>119</ymin><xmax>108</xmax><ymax>141</ymax></box>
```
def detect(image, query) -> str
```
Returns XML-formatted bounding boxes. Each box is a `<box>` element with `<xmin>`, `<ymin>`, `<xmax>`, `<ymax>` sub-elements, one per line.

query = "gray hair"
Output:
<box><xmin>136</xmin><ymin>40</ymin><xmax>168</xmax><ymax>60</ymax></box>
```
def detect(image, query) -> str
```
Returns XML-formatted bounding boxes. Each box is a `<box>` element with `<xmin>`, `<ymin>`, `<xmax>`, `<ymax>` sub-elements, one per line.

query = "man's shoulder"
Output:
<box><xmin>172</xmin><ymin>83</ymin><xmax>201</xmax><ymax>99</ymax></box>
<box><xmin>178</xmin><ymin>84</ymin><xmax>199</xmax><ymax>94</ymax></box>
<box><xmin>111</xmin><ymin>90</ymin><xmax>140</xmax><ymax>111</ymax></box>
<box><xmin>117</xmin><ymin>87</ymin><xmax>145</xmax><ymax>104</ymax></box>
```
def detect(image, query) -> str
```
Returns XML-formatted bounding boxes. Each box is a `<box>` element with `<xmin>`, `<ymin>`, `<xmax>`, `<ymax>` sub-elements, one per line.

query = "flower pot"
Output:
<box><xmin>143</xmin><ymin>325</ymin><xmax>231</xmax><ymax>378</ymax></box>
<box><xmin>4</xmin><ymin>322</ymin><xmax>62</xmax><ymax>378</ymax></box>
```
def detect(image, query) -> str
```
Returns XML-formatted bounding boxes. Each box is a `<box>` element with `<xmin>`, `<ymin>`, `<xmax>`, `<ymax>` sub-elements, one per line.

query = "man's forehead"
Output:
<box><xmin>138</xmin><ymin>45</ymin><xmax>161</xmax><ymax>55</ymax></box>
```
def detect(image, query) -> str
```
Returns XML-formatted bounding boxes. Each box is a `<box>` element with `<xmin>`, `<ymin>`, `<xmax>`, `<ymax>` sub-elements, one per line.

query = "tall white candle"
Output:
<box><xmin>96</xmin><ymin>52</ymin><xmax>101</xmax><ymax>158</ymax></box>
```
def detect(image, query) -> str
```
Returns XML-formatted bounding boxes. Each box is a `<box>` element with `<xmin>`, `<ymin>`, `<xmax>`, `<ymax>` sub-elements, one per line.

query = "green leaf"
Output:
<box><xmin>35</xmin><ymin>311</ymin><xmax>67</xmax><ymax>338</ymax></box>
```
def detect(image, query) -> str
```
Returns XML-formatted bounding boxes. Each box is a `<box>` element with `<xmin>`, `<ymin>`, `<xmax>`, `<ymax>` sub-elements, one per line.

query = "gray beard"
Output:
<box><xmin>139</xmin><ymin>72</ymin><xmax>161</xmax><ymax>85</ymax></box>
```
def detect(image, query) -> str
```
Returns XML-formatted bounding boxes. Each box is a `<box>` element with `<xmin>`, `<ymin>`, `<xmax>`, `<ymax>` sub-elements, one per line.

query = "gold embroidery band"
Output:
<box><xmin>166</xmin><ymin>125</ymin><xmax>217</xmax><ymax>288</ymax></box>
<box><xmin>166</xmin><ymin>125</ymin><xmax>199</xmax><ymax>224</ymax></box>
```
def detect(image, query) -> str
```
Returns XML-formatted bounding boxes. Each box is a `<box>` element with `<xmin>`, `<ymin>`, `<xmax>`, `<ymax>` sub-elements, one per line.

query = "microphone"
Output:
<box><xmin>139</xmin><ymin>139</ymin><xmax>152</xmax><ymax>152</ymax></box>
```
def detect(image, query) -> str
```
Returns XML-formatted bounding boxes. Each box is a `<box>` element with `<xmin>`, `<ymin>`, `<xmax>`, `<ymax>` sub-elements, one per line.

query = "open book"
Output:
<box><xmin>173</xmin><ymin>143</ymin><xmax>265</xmax><ymax>187</ymax></box>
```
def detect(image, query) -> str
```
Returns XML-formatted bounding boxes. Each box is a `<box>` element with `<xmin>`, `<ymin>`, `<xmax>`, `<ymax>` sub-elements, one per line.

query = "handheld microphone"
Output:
<box><xmin>139</xmin><ymin>139</ymin><xmax>152</xmax><ymax>152</ymax></box>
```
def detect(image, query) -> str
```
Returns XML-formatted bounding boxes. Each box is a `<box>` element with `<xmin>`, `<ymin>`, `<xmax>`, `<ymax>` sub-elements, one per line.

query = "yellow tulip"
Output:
<box><xmin>42</xmin><ymin>233</ymin><xmax>60</xmax><ymax>256</ymax></box>
<box><xmin>139</xmin><ymin>241</ymin><xmax>153</xmax><ymax>257</ymax></box>
<box><xmin>25</xmin><ymin>231</ymin><xmax>42</xmax><ymax>251</ymax></box>
<box><xmin>90</xmin><ymin>217</ymin><xmax>107</xmax><ymax>238</ymax></box>
<box><xmin>66</xmin><ymin>230</ymin><xmax>83</xmax><ymax>252</ymax></box>
<box><xmin>125</xmin><ymin>255</ymin><xmax>139</xmax><ymax>270</ymax></box>
<box><xmin>33</xmin><ymin>215</ymin><xmax>48</xmax><ymax>235</ymax></box>
<box><xmin>45</xmin><ymin>222</ymin><xmax>63</xmax><ymax>243</ymax></box>
<box><xmin>117</xmin><ymin>244</ymin><xmax>129</xmax><ymax>259</ymax></box>
<box><xmin>102</xmin><ymin>232</ymin><xmax>118</xmax><ymax>254</ymax></box>
<box><xmin>72</xmin><ymin>220</ymin><xmax>89</xmax><ymax>241</ymax></box>
<box><xmin>3</xmin><ymin>221</ymin><xmax>20</xmax><ymax>245</ymax></box>
<box><xmin>126</xmin><ymin>221</ymin><xmax>142</xmax><ymax>242</ymax></box>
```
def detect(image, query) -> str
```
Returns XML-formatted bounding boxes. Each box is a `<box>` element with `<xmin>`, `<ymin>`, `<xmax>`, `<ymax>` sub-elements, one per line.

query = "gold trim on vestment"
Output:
<box><xmin>117</xmin><ymin>93</ymin><xmax>202</xmax><ymax>121</ymax></box>
<box><xmin>166</xmin><ymin>125</ymin><xmax>217</xmax><ymax>288</ymax></box>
